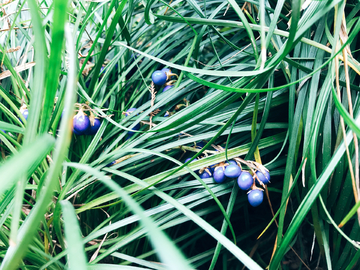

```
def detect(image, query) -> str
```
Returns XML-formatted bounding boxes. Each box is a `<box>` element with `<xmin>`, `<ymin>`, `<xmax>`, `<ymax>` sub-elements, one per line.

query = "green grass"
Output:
<box><xmin>0</xmin><ymin>0</ymin><xmax>360</xmax><ymax>269</ymax></box>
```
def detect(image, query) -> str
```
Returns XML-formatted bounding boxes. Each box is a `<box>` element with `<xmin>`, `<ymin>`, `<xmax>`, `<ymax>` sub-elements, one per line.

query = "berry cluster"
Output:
<box><xmin>186</xmin><ymin>144</ymin><xmax>271</xmax><ymax>207</ymax></box>
<box><xmin>151</xmin><ymin>68</ymin><xmax>177</xmax><ymax>92</ymax></box>
<box><xmin>72</xmin><ymin>108</ymin><xmax>101</xmax><ymax>136</ymax></box>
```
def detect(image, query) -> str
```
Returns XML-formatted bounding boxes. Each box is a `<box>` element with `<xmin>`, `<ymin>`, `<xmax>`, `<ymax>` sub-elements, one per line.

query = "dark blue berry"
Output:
<box><xmin>199</xmin><ymin>171</ymin><xmax>211</xmax><ymax>179</ymax></box>
<box><xmin>152</xmin><ymin>70</ymin><xmax>167</xmax><ymax>86</ymax></box>
<box><xmin>248</xmin><ymin>190</ymin><xmax>264</xmax><ymax>207</ymax></box>
<box><xmin>161</xmin><ymin>68</ymin><xmax>176</xmax><ymax>80</ymax></box>
<box><xmin>161</xmin><ymin>68</ymin><xmax>171</xmax><ymax>74</ymax></box>
<box><xmin>73</xmin><ymin>128</ymin><xmax>81</xmax><ymax>136</ymax></box>
<box><xmin>126</xmin><ymin>108</ymin><xmax>137</xmax><ymax>115</ymax></box>
<box><xmin>255</xmin><ymin>170</ymin><xmax>270</xmax><ymax>185</ymax></box>
<box><xmin>73</xmin><ymin>112</ymin><xmax>90</xmax><ymax>134</ymax></box>
<box><xmin>195</xmin><ymin>142</ymin><xmax>205</xmax><ymax>149</ymax></box>
<box><xmin>224</xmin><ymin>164</ymin><xmax>241</xmax><ymax>178</ymax></box>
<box><xmin>87</xmin><ymin>118</ymin><xmax>101</xmax><ymax>135</ymax></box>
<box><xmin>100</xmin><ymin>66</ymin><xmax>105</xmax><ymax>74</ymax></box>
<box><xmin>237</xmin><ymin>171</ymin><xmax>253</xmax><ymax>190</ymax></box>
<box><xmin>163</xmin><ymin>85</ymin><xmax>173</xmax><ymax>92</ymax></box>
<box><xmin>228</xmin><ymin>160</ymin><xmax>237</xmax><ymax>166</ymax></box>
<box><xmin>213</xmin><ymin>167</ymin><xmax>226</xmax><ymax>183</ymax></box>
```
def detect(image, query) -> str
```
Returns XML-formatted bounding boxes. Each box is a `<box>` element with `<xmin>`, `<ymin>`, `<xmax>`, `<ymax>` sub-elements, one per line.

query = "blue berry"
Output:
<box><xmin>22</xmin><ymin>109</ymin><xmax>29</xmax><ymax>121</ymax></box>
<box><xmin>87</xmin><ymin>118</ymin><xmax>101</xmax><ymax>135</ymax></box>
<box><xmin>164</xmin><ymin>111</ymin><xmax>170</xmax><ymax>117</ymax></box>
<box><xmin>224</xmin><ymin>164</ymin><xmax>241</xmax><ymax>178</ymax></box>
<box><xmin>73</xmin><ymin>111</ymin><xmax>90</xmax><ymax>135</ymax></box>
<box><xmin>213</xmin><ymin>167</ymin><xmax>225</xmax><ymax>183</ymax></box>
<box><xmin>161</xmin><ymin>68</ymin><xmax>171</xmax><ymax>74</ymax></box>
<box><xmin>237</xmin><ymin>171</ymin><xmax>253</xmax><ymax>190</ymax></box>
<box><xmin>100</xmin><ymin>66</ymin><xmax>105</xmax><ymax>74</ymax></box>
<box><xmin>256</xmin><ymin>170</ymin><xmax>270</xmax><ymax>185</ymax></box>
<box><xmin>126</xmin><ymin>108</ymin><xmax>137</xmax><ymax>115</ymax></box>
<box><xmin>195</xmin><ymin>142</ymin><xmax>205</xmax><ymax>149</ymax></box>
<box><xmin>228</xmin><ymin>160</ymin><xmax>237</xmax><ymax>166</ymax></box>
<box><xmin>185</xmin><ymin>158</ymin><xmax>198</xmax><ymax>173</ymax></box>
<box><xmin>248</xmin><ymin>190</ymin><xmax>264</xmax><ymax>207</ymax></box>
<box><xmin>199</xmin><ymin>171</ymin><xmax>211</xmax><ymax>179</ymax></box>
<box><xmin>73</xmin><ymin>128</ymin><xmax>82</xmax><ymax>136</ymax></box>
<box><xmin>161</xmin><ymin>68</ymin><xmax>176</xmax><ymax>80</ymax></box>
<box><xmin>163</xmin><ymin>85</ymin><xmax>173</xmax><ymax>92</ymax></box>
<box><xmin>152</xmin><ymin>70</ymin><xmax>167</xmax><ymax>86</ymax></box>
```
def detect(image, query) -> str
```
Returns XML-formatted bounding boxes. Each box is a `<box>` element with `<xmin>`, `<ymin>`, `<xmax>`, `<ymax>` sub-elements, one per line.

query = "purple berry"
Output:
<box><xmin>161</xmin><ymin>68</ymin><xmax>171</xmax><ymax>74</ymax></box>
<box><xmin>248</xmin><ymin>190</ymin><xmax>264</xmax><ymax>207</ymax></box>
<box><xmin>126</xmin><ymin>108</ymin><xmax>137</xmax><ymax>115</ymax></box>
<box><xmin>228</xmin><ymin>160</ymin><xmax>237</xmax><ymax>166</ymax></box>
<box><xmin>199</xmin><ymin>171</ymin><xmax>211</xmax><ymax>179</ymax></box>
<box><xmin>224</xmin><ymin>164</ymin><xmax>241</xmax><ymax>178</ymax></box>
<box><xmin>22</xmin><ymin>109</ymin><xmax>29</xmax><ymax>121</ymax></box>
<box><xmin>161</xmin><ymin>68</ymin><xmax>176</xmax><ymax>80</ymax></box>
<box><xmin>195</xmin><ymin>142</ymin><xmax>205</xmax><ymax>149</ymax></box>
<box><xmin>213</xmin><ymin>167</ymin><xmax>225</xmax><ymax>183</ymax></box>
<box><xmin>73</xmin><ymin>112</ymin><xmax>90</xmax><ymax>134</ymax></box>
<box><xmin>152</xmin><ymin>70</ymin><xmax>167</xmax><ymax>85</ymax></box>
<box><xmin>73</xmin><ymin>128</ymin><xmax>81</xmax><ymax>136</ymax></box>
<box><xmin>209</xmin><ymin>163</ymin><xmax>217</xmax><ymax>173</ymax></box>
<box><xmin>237</xmin><ymin>171</ymin><xmax>253</xmax><ymax>190</ymax></box>
<box><xmin>163</xmin><ymin>85</ymin><xmax>173</xmax><ymax>92</ymax></box>
<box><xmin>87</xmin><ymin>118</ymin><xmax>101</xmax><ymax>135</ymax></box>
<box><xmin>185</xmin><ymin>158</ymin><xmax>195</xmax><ymax>163</ymax></box>
<box><xmin>255</xmin><ymin>170</ymin><xmax>270</xmax><ymax>185</ymax></box>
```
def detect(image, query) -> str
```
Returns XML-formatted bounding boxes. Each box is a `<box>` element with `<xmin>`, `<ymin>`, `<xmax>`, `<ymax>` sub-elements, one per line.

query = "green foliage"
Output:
<box><xmin>0</xmin><ymin>0</ymin><xmax>360</xmax><ymax>269</ymax></box>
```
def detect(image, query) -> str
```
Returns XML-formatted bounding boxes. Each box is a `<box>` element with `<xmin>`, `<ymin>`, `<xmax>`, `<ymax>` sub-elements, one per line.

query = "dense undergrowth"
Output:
<box><xmin>1</xmin><ymin>0</ymin><xmax>360</xmax><ymax>269</ymax></box>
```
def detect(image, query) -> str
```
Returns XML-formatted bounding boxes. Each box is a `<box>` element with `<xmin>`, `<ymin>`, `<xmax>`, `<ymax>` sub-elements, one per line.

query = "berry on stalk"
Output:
<box><xmin>237</xmin><ymin>171</ymin><xmax>253</xmax><ymax>190</ymax></box>
<box><xmin>255</xmin><ymin>170</ymin><xmax>270</xmax><ymax>185</ymax></box>
<box><xmin>228</xmin><ymin>160</ymin><xmax>237</xmax><ymax>166</ymax></box>
<box><xmin>163</xmin><ymin>85</ymin><xmax>173</xmax><ymax>92</ymax></box>
<box><xmin>213</xmin><ymin>167</ymin><xmax>225</xmax><ymax>183</ymax></box>
<box><xmin>161</xmin><ymin>68</ymin><xmax>177</xmax><ymax>80</ymax></box>
<box><xmin>224</xmin><ymin>164</ymin><xmax>241</xmax><ymax>178</ymax></box>
<box><xmin>199</xmin><ymin>171</ymin><xmax>211</xmax><ymax>179</ymax></box>
<box><xmin>73</xmin><ymin>109</ymin><xmax>90</xmax><ymax>135</ymax></box>
<box><xmin>87</xmin><ymin>118</ymin><xmax>101</xmax><ymax>135</ymax></box>
<box><xmin>248</xmin><ymin>189</ymin><xmax>264</xmax><ymax>207</ymax></box>
<box><xmin>152</xmin><ymin>70</ymin><xmax>167</xmax><ymax>86</ymax></box>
